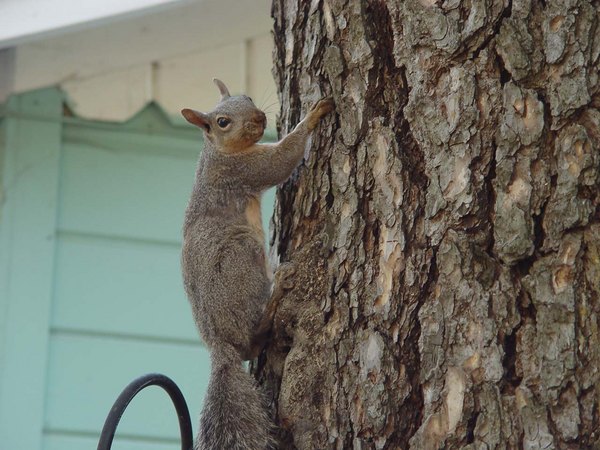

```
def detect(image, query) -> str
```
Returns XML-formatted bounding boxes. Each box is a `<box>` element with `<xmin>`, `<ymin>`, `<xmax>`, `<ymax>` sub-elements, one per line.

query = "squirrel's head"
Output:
<box><xmin>181</xmin><ymin>79</ymin><xmax>267</xmax><ymax>153</ymax></box>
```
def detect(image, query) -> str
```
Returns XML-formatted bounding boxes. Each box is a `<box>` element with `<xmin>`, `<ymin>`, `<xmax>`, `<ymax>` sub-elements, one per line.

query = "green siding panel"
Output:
<box><xmin>58</xmin><ymin>141</ymin><xmax>197</xmax><ymax>243</ymax></box>
<box><xmin>44</xmin><ymin>332</ymin><xmax>208</xmax><ymax>439</ymax></box>
<box><xmin>44</xmin><ymin>434</ymin><xmax>179</xmax><ymax>450</ymax></box>
<box><xmin>52</xmin><ymin>232</ymin><xmax>197</xmax><ymax>340</ymax></box>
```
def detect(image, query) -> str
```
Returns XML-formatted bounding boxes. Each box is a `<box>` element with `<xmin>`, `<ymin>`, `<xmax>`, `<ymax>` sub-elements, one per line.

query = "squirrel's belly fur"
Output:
<box><xmin>183</xmin><ymin>218</ymin><xmax>269</xmax><ymax>354</ymax></box>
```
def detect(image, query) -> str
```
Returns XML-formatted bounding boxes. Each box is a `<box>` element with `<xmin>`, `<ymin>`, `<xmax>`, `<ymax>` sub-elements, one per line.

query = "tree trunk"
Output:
<box><xmin>256</xmin><ymin>0</ymin><xmax>600</xmax><ymax>448</ymax></box>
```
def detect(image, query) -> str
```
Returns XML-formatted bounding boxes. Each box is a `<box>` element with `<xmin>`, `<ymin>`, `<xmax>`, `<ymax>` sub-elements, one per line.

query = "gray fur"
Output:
<box><xmin>181</xmin><ymin>79</ymin><xmax>334</xmax><ymax>450</ymax></box>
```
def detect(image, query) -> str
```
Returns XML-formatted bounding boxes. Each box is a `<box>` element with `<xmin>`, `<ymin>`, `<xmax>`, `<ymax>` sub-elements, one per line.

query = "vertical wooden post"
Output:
<box><xmin>0</xmin><ymin>88</ymin><xmax>63</xmax><ymax>450</ymax></box>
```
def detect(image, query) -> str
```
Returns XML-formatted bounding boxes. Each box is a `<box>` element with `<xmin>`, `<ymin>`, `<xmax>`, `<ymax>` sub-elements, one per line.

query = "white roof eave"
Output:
<box><xmin>0</xmin><ymin>0</ymin><xmax>193</xmax><ymax>49</ymax></box>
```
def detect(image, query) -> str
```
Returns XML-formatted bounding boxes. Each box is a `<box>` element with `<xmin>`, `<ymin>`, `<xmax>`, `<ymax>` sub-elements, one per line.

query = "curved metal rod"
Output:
<box><xmin>97</xmin><ymin>373</ymin><xmax>193</xmax><ymax>450</ymax></box>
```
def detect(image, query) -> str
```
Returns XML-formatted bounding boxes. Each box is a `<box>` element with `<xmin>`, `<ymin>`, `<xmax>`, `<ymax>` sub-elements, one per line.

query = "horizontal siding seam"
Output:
<box><xmin>43</xmin><ymin>427</ymin><xmax>181</xmax><ymax>445</ymax></box>
<box><xmin>57</xmin><ymin>229</ymin><xmax>182</xmax><ymax>248</ymax></box>
<box><xmin>50</xmin><ymin>327</ymin><xmax>203</xmax><ymax>348</ymax></box>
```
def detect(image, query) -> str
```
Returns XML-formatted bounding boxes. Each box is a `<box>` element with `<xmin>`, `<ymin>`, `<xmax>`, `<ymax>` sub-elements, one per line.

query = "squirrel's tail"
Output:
<box><xmin>195</xmin><ymin>343</ymin><xmax>272</xmax><ymax>450</ymax></box>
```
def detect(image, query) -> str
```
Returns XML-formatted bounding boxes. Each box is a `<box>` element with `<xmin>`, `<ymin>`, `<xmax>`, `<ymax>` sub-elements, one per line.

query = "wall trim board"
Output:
<box><xmin>0</xmin><ymin>87</ymin><xmax>64</xmax><ymax>450</ymax></box>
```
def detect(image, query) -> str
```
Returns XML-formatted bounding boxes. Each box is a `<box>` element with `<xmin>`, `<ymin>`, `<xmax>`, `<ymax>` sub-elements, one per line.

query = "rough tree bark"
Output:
<box><xmin>255</xmin><ymin>0</ymin><xmax>600</xmax><ymax>449</ymax></box>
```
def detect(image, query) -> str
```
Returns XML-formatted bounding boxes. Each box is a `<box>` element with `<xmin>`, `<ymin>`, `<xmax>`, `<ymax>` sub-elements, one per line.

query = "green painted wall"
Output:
<box><xmin>0</xmin><ymin>88</ymin><xmax>276</xmax><ymax>450</ymax></box>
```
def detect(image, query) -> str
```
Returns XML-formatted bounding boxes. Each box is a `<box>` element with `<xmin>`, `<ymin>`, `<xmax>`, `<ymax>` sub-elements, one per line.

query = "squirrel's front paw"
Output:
<box><xmin>307</xmin><ymin>97</ymin><xmax>335</xmax><ymax>130</ymax></box>
<box><xmin>312</xmin><ymin>97</ymin><xmax>335</xmax><ymax>115</ymax></box>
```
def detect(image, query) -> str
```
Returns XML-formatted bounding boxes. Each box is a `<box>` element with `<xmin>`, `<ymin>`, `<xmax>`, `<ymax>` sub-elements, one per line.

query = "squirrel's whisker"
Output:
<box><xmin>262</xmin><ymin>100</ymin><xmax>280</xmax><ymax>113</ymax></box>
<box><xmin>258</xmin><ymin>85</ymin><xmax>274</xmax><ymax>109</ymax></box>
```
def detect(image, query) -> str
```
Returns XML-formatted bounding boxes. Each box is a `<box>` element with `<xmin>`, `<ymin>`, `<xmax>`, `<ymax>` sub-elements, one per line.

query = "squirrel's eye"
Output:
<box><xmin>216</xmin><ymin>117</ymin><xmax>231</xmax><ymax>128</ymax></box>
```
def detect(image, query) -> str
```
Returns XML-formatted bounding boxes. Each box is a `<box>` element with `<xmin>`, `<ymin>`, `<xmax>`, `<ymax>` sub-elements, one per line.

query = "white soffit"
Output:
<box><xmin>13</xmin><ymin>0</ymin><xmax>273</xmax><ymax>84</ymax></box>
<box><xmin>0</xmin><ymin>0</ymin><xmax>192</xmax><ymax>49</ymax></box>
<box><xmin>5</xmin><ymin>0</ymin><xmax>274</xmax><ymax>121</ymax></box>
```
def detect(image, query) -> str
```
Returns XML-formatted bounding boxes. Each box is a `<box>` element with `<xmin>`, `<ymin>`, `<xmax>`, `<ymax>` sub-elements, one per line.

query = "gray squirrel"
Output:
<box><xmin>180</xmin><ymin>78</ymin><xmax>335</xmax><ymax>449</ymax></box>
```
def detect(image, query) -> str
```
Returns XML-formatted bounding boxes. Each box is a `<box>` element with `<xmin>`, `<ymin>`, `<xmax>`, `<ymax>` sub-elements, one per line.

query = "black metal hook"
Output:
<box><xmin>97</xmin><ymin>373</ymin><xmax>193</xmax><ymax>450</ymax></box>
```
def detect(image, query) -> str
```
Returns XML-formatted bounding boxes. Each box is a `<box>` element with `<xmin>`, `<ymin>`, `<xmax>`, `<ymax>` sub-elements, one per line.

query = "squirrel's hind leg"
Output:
<box><xmin>248</xmin><ymin>262</ymin><xmax>296</xmax><ymax>358</ymax></box>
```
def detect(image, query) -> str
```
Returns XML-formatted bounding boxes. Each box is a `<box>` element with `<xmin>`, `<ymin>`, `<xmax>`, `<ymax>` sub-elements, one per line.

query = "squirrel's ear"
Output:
<box><xmin>181</xmin><ymin>109</ymin><xmax>210</xmax><ymax>131</ymax></box>
<box><xmin>213</xmin><ymin>78</ymin><xmax>231</xmax><ymax>101</ymax></box>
